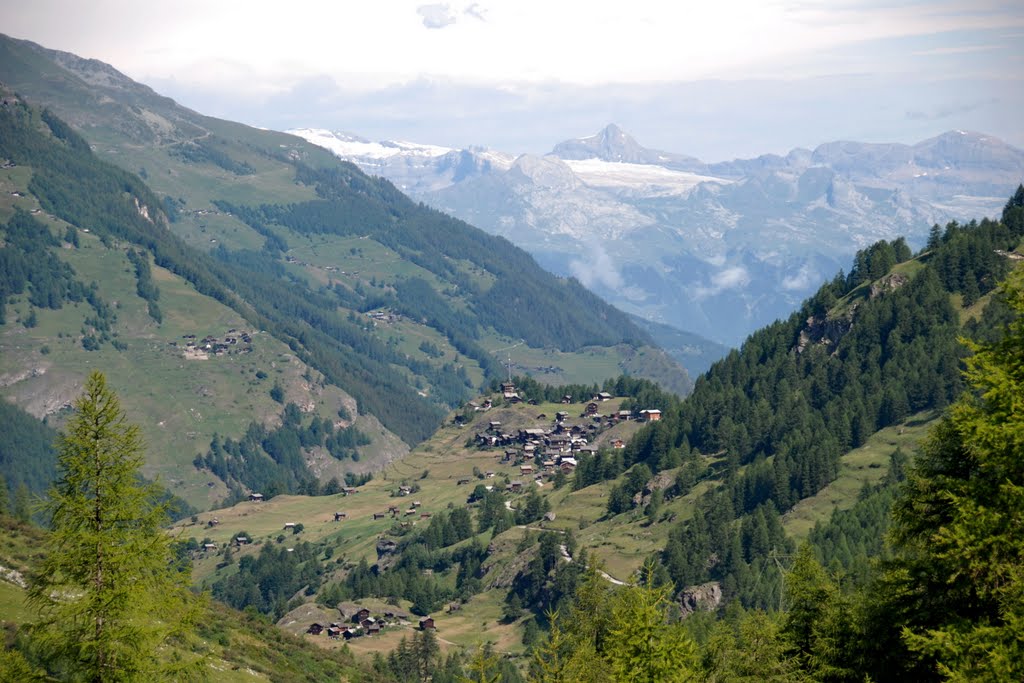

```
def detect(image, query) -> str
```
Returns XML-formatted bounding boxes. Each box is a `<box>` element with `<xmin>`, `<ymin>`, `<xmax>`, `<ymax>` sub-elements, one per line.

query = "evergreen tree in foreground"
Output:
<box><xmin>882</xmin><ymin>266</ymin><xmax>1024</xmax><ymax>681</ymax></box>
<box><xmin>529</xmin><ymin>566</ymin><xmax>698</xmax><ymax>682</ymax></box>
<box><xmin>27</xmin><ymin>372</ymin><xmax>204</xmax><ymax>681</ymax></box>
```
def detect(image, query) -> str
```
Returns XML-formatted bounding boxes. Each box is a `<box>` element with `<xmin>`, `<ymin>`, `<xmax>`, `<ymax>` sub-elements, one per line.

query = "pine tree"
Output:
<box><xmin>460</xmin><ymin>644</ymin><xmax>502</xmax><ymax>683</ymax></box>
<box><xmin>885</xmin><ymin>268</ymin><xmax>1024</xmax><ymax>681</ymax></box>
<box><xmin>604</xmin><ymin>575</ymin><xmax>698</xmax><ymax>683</ymax></box>
<box><xmin>26</xmin><ymin>372</ymin><xmax>204</xmax><ymax>681</ymax></box>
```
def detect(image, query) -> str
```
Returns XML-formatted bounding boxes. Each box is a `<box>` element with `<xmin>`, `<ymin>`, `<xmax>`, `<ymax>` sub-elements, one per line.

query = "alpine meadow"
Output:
<box><xmin>1</xmin><ymin>11</ymin><xmax>1024</xmax><ymax>683</ymax></box>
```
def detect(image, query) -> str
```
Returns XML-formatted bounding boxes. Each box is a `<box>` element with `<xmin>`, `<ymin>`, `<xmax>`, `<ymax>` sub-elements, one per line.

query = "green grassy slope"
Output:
<box><xmin>0</xmin><ymin>155</ymin><xmax>405</xmax><ymax>510</ymax></box>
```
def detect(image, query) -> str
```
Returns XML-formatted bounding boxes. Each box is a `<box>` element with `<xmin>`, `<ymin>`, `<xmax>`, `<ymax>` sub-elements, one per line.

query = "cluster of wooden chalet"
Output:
<box><xmin>170</xmin><ymin>328</ymin><xmax>254</xmax><ymax>359</ymax></box>
<box><xmin>193</xmin><ymin>490</ymin><xmax>363</xmax><ymax>556</ymax></box>
<box><xmin>366</xmin><ymin>309</ymin><xmax>401</xmax><ymax>324</ymax></box>
<box><xmin>370</xmin><ymin>495</ymin><xmax>431</xmax><ymax>525</ymax></box>
<box><xmin>305</xmin><ymin>605</ymin><xmax>435</xmax><ymax>640</ymax></box>
<box><xmin>470</xmin><ymin>388</ymin><xmax>661</xmax><ymax>491</ymax></box>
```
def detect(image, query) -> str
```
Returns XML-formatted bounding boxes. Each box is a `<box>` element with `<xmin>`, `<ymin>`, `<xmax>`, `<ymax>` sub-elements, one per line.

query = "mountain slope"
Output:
<box><xmin>291</xmin><ymin>123</ymin><xmax>1024</xmax><ymax>345</ymax></box>
<box><xmin>0</xmin><ymin>37</ymin><xmax>686</xmax><ymax>394</ymax></box>
<box><xmin>0</xmin><ymin>36</ymin><xmax>690</xmax><ymax>509</ymax></box>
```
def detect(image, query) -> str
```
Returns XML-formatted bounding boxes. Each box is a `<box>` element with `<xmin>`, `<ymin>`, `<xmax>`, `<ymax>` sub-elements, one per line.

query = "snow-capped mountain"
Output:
<box><xmin>288</xmin><ymin>124</ymin><xmax>1024</xmax><ymax>345</ymax></box>
<box><xmin>289</xmin><ymin>128</ymin><xmax>514</xmax><ymax>195</ymax></box>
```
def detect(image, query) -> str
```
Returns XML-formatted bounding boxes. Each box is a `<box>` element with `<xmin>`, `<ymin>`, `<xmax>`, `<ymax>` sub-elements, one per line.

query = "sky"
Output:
<box><xmin>4</xmin><ymin>0</ymin><xmax>1024</xmax><ymax>159</ymax></box>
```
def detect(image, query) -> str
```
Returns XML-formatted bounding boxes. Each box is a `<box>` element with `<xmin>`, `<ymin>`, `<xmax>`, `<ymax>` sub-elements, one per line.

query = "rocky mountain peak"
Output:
<box><xmin>552</xmin><ymin>123</ymin><xmax>648</xmax><ymax>162</ymax></box>
<box><xmin>551</xmin><ymin>123</ymin><xmax>707</xmax><ymax>172</ymax></box>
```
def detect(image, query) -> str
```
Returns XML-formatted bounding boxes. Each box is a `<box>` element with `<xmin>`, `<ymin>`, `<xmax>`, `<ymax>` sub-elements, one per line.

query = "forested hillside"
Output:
<box><xmin>635</xmin><ymin>192</ymin><xmax>1023</xmax><ymax>607</ymax></box>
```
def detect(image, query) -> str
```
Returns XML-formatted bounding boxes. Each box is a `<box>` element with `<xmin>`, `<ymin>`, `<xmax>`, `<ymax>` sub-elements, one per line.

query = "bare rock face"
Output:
<box><xmin>870</xmin><ymin>271</ymin><xmax>909</xmax><ymax>299</ymax></box>
<box><xmin>678</xmin><ymin>581</ymin><xmax>722</xmax><ymax>618</ymax></box>
<box><xmin>795</xmin><ymin>313</ymin><xmax>853</xmax><ymax>354</ymax></box>
<box><xmin>376</xmin><ymin>538</ymin><xmax>398</xmax><ymax>558</ymax></box>
<box><xmin>376</xmin><ymin>537</ymin><xmax>400</xmax><ymax>571</ymax></box>
<box><xmin>632</xmin><ymin>470</ymin><xmax>676</xmax><ymax>507</ymax></box>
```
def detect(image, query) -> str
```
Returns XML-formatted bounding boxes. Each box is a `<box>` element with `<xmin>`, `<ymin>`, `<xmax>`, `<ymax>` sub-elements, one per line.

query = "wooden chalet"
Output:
<box><xmin>248</xmin><ymin>492</ymin><xmax>264</xmax><ymax>502</ymax></box>
<box><xmin>419</xmin><ymin>617</ymin><xmax>436</xmax><ymax>630</ymax></box>
<box><xmin>307</xmin><ymin>623</ymin><xmax>324</xmax><ymax>635</ymax></box>
<box><xmin>476</xmin><ymin>433</ymin><xmax>499</xmax><ymax>447</ymax></box>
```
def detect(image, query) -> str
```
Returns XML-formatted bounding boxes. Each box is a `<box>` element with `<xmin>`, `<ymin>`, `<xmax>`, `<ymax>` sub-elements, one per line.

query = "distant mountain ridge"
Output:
<box><xmin>290</xmin><ymin>123</ymin><xmax>1024</xmax><ymax>344</ymax></box>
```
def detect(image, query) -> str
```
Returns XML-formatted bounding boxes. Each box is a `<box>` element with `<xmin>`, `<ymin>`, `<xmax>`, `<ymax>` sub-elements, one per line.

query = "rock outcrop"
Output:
<box><xmin>678</xmin><ymin>581</ymin><xmax>722</xmax><ymax>618</ymax></box>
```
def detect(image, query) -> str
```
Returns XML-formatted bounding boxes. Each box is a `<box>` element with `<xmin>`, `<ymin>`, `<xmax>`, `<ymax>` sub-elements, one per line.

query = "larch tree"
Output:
<box><xmin>27</xmin><ymin>371</ymin><xmax>203</xmax><ymax>682</ymax></box>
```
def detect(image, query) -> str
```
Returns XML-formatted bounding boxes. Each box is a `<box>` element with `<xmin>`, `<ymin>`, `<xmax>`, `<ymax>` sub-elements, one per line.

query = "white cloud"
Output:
<box><xmin>712</xmin><ymin>266</ymin><xmax>750</xmax><ymax>290</ymax></box>
<box><xmin>5</xmin><ymin>1</ymin><xmax>1023</xmax><ymax>158</ymax></box>
<box><xmin>7</xmin><ymin>0</ymin><xmax>1023</xmax><ymax>93</ymax></box>
<box><xmin>418</xmin><ymin>3</ymin><xmax>458</xmax><ymax>29</ymax></box>
<box><xmin>781</xmin><ymin>263</ymin><xmax>819</xmax><ymax>291</ymax></box>
<box><xmin>692</xmin><ymin>265</ymin><xmax>751</xmax><ymax>300</ymax></box>
<box><xmin>569</xmin><ymin>245</ymin><xmax>625</xmax><ymax>291</ymax></box>
<box><xmin>464</xmin><ymin>3</ymin><xmax>487</xmax><ymax>21</ymax></box>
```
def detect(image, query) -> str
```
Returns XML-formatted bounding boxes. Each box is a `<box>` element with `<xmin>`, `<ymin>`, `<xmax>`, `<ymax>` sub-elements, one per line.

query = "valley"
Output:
<box><xmin>1</xmin><ymin>26</ymin><xmax>1023</xmax><ymax>683</ymax></box>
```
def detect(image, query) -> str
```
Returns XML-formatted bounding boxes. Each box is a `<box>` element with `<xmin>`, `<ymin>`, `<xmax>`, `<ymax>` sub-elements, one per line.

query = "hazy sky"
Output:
<box><xmin>5</xmin><ymin>0</ymin><xmax>1024</xmax><ymax>158</ymax></box>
